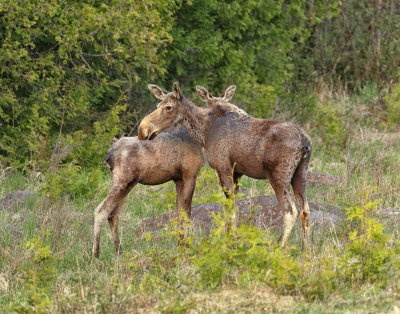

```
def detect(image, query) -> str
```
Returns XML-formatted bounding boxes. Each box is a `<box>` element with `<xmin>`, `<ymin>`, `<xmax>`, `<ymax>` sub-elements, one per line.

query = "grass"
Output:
<box><xmin>1</xmin><ymin>97</ymin><xmax>400</xmax><ymax>312</ymax></box>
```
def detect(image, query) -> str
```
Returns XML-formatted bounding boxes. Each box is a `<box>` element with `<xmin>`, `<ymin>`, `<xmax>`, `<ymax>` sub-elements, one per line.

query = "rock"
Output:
<box><xmin>0</xmin><ymin>191</ymin><xmax>45</xmax><ymax>212</ymax></box>
<box><xmin>136</xmin><ymin>195</ymin><xmax>344</xmax><ymax>235</ymax></box>
<box><xmin>307</xmin><ymin>172</ymin><xmax>343</xmax><ymax>186</ymax></box>
<box><xmin>377</xmin><ymin>207</ymin><xmax>400</xmax><ymax>219</ymax></box>
<box><xmin>0</xmin><ymin>223</ymin><xmax>23</xmax><ymax>237</ymax></box>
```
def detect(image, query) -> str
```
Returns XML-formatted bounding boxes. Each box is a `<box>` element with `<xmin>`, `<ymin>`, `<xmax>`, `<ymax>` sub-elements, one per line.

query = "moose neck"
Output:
<box><xmin>180</xmin><ymin>99</ymin><xmax>210</xmax><ymax>147</ymax></box>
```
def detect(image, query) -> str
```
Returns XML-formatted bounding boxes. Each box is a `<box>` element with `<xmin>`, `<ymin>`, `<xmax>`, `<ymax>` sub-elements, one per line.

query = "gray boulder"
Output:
<box><xmin>136</xmin><ymin>195</ymin><xmax>344</xmax><ymax>235</ymax></box>
<box><xmin>0</xmin><ymin>191</ymin><xmax>44</xmax><ymax>212</ymax></box>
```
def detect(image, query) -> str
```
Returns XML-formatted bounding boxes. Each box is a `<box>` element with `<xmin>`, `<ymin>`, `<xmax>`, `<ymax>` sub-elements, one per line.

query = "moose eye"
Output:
<box><xmin>165</xmin><ymin>105</ymin><xmax>173</xmax><ymax>112</ymax></box>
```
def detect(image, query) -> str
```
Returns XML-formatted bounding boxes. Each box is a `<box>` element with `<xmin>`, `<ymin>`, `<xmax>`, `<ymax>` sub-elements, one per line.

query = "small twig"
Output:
<box><xmin>88</xmin><ymin>27</ymin><xmax>101</xmax><ymax>37</ymax></box>
<box><xmin>80</xmin><ymin>53</ymin><xmax>92</xmax><ymax>69</ymax></box>
<box><xmin>81</xmin><ymin>52</ymin><xmax>112</xmax><ymax>57</ymax></box>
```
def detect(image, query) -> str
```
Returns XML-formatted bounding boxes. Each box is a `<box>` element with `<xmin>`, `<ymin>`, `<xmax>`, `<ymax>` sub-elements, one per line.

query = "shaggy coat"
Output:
<box><xmin>92</xmin><ymin>128</ymin><xmax>204</xmax><ymax>257</ymax></box>
<box><xmin>138</xmin><ymin>83</ymin><xmax>312</xmax><ymax>248</ymax></box>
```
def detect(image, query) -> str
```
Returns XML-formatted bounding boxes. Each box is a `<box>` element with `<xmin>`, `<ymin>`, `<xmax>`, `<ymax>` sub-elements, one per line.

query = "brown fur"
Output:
<box><xmin>138</xmin><ymin>83</ymin><xmax>312</xmax><ymax>248</ymax></box>
<box><xmin>92</xmin><ymin>128</ymin><xmax>204</xmax><ymax>257</ymax></box>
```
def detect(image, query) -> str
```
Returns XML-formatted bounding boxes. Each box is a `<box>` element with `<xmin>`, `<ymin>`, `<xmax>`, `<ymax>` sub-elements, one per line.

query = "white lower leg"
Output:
<box><xmin>92</xmin><ymin>208</ymin><xmax>108</xmax><ymax>256</ymax></box>
<box><xmin>301</xmin><ymin>202</ymin><xmax>310</xmax><ymax>248</ymax></box>
<box><xmin>279</xmin><ymin>199</ymin><xmax>298</xmax><ymax>247</ymax></box>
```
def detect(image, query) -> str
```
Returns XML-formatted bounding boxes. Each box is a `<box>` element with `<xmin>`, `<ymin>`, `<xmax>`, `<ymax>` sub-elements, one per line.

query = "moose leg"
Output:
<box><xmin>93</xmin><ymin>195</ymin><xmax>114</xmax><ymax>258</ymax></box>
<box><xmin>292</xmin><ymin>181</ymin><xmax>310</xmax><ymax>249</ymax></box>
<box><xmin>175</xmin><ymin>180</ymin><xmax>186</xmax><ymax>244</ymax></box>
<box><xmin>181</xmin><ymin>176</ymin><xmax>196</xmax><ymax>219</ymax></box>
<box><xmin>277</xmin><ymin>188</ymin><xmax>298</xmax><ymax>248</ymax></box>
<box><xmin>291</xmin><ymin>155</ymin><xmax>311</xmax><ymax>249</ymax></box>
<box><xmin>177</xmin><ymin>177</ymin><xmax>196</xmax><ymax>243</ymax></box>
<box><xmin>107</xmin><ymin>200</ymin><xmax>124</xmax><ymax>256</ymax></box>
<box><xmin>217</xmin><ymin>168</ymin><xmax>239</xmax><ymax>228</ymax></box>
<box><xmin>233</xmin><ymin>172</ymin><xmax>242</xmax><ymax>194</ymax></box>
<box><xmin>216</xmin><ymin>164</ymin><xmax>235</xmax><ymax>198</ymax></box>
<box><xmin>92</xmin><ymin>183</ymin><xmax>134</xmax><ymax>257</ymax></box>
<box><xmin>175</xmin><ymin>180</ymin><xmax>184</xmax><ymax>215</ymax></box>
<box><xmin>269</xmin><ymin>171</ymin><xmax>298</xmax><ymax>247</ymax></box>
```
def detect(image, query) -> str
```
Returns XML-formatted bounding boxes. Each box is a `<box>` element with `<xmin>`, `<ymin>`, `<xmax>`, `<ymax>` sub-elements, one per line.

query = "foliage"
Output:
<box><xmin>1</xmin><ymin>1</ymin><xmax>400</xmax><ymax>310</ymax></box>
<box><xmin>1</xmin><ymin>121</ymin><xmax>400</xmax><ymax>311</ymax></box>
<box><xmin>64</xmin><ymin>99</ymin><xmax>127</xmax><ymax>168</ymax></box>
<box><xmin>312</xmin><ymin>99</ymin><xmax>347</xmax><ymax>148</ymax></box>
<box><xmin>165</xmin><ymin>0</ymin><xmax>339</xmax><ymax>117</ymax></box>
<box><xmin>340</xmin><ymin>188</ymin><xmax>397</xmax><ymax>286</ymax></box>
<box><xmin>9</xmin><ymin>233</ymin><xmax>56</xmax><ymax>313</ymax></box>
<box><xmin>188</xmin><ymin>183</ymin><xmax>399</xmax><ymax>298</ymax></box>
<box><xmin>308</xmin><ymin>1</ymin><xmax>400</xmax><ymax>90</ymax></box>
<box><xmin>41</xmin><ymin>165</ymin><xmax>107</xmax><ymax>200</ymax></box>
<box><xmin>41</xmin><ymin>100</ymin><xmax>126</xmax><ymax>200</ymax></box>
<box><xmin>300</xmin><ymin>257</ymin><xmax>339</xmax><ymax>301</ymax></box>
<box><xmin>0</xmin><ymin>0</ymin><xmax>174</xmax><ymax>168</ymax></box>
<box><xmin>189</xmin><ymin>192</ymin><xmax>301</xmax><ymax>292</ymax></box>
<box><xmin>2</xmin><ymin>0</ymin><xmax>399</xmax><ymax>170</ymax></box>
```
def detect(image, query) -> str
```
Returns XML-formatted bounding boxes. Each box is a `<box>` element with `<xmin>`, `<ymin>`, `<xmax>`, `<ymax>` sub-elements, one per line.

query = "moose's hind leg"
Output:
<box><xmin>291</xmin><ymin>154</ymin><xmax>311</xmax><ymax>249</ymax></box>
<box><xmin>92</xmin><ymin>182</ymin><xmax>135</xmax><ymax>258</ymax></box>
<box><xmin>269</xmin><ymin>169</ymin><xmax>298</xmax><ymax>247</ymax></box>
<box><xmin>278</xmin><ymin>188</ymin><xmax>298</xmax><ymax>247</ymax></box>
<box><xmin>107</xmin><ymin>202</ymin><xmax>124</xmax><ymax>255</ymax></box>
<box><xmin>92</xmin><ymin>195</ymin><xmax>115</xmax><ymax>258</ymax></box>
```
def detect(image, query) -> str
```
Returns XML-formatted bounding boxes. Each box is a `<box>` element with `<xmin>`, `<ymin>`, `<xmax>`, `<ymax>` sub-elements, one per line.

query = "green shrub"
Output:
<box><xmin>301</xmin><ymin>257</ymin><xmax>339</xmax><ymax>301</ymax></box>
<box><xmin>189</xmin><ymin>193</ymin><xmax>301</xmax><ymax>293</ymax></box>
<box><xmin>280</xmin><ymin>91</ymin><xmax>319</xmax><ymax>124</ymax></box>
<box><xmin>10</xmin><ymin>233</ymin><xmax>56</xmax><ymax>313</ymax></box>
<box><xmin>313</xmin><ymin>99</ymin><xmax>347</xmax><ymax>148</ymax></box>
<box><xmin>193</xmin><ymin>167</ymin><xmax>221</xmax><ymax>204</ymax></box>
<box><xmin>339</xmin><ymin>188</ymin><xmax>397</xmax><ymax>287</ymax></box>
<box><xmin>41</xmin><ymin>166</ymin><xmax>107</xmax><ymax>201</ymax></box>
<box><xmin>41</xmin><ymin>102</ymin><xmax>126</xmax><ymax>200</ymax></box>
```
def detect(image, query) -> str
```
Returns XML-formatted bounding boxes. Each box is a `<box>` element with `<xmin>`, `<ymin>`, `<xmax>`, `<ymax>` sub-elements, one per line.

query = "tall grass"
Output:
<box><xmin>1</xmin><ymin>92</ymin><xmax>400</xmax><ymax>312</ymax></box>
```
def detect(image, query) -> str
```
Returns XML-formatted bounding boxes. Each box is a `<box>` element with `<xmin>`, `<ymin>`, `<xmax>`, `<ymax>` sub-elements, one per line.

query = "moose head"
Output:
<box><xmin>138</xmin><ymin>82</ymin><xmax>186</xmax><ymax>140</ymax></box>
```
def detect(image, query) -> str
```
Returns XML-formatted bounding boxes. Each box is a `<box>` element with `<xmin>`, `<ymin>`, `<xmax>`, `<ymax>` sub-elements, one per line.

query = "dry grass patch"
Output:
<box><xmin>172</xmin><ymin>286</ymin><xmax>296</xmax><ymax>313</ymax></box>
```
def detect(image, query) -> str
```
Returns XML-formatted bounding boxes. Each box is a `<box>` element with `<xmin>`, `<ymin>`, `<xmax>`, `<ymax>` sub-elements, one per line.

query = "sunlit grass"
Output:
<box><xmin>1</xmin><ymin>114</ymin><xmax>400</xmax><ymax>312</ymax></box>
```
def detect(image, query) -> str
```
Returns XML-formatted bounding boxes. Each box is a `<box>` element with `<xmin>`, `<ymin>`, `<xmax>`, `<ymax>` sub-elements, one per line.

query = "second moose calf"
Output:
<box><xmin>92</xmin><ymin>128</ymin><xmax>204</xmax><ymax>257</ymax></box>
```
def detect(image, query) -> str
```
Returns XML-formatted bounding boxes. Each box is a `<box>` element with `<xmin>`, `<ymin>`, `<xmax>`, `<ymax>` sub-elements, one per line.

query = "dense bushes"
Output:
<box><xmin>0</xmin><ymin>0</ymin><xmax>174</xmax><ymax>169</ymax></box>
<box><xmin>1</xmin><ymin>0</ymin><xmax>400</xmax><ymax>189</ymax></box>
<box><xmin>164</xmin><ymin>0</ymin><xmax>339</xmax><ymax>115</ymax></box>
<box><xmin>1</xmin><ymin>0</ymin><xmax>341</xmax><ymax>170</ymax></box>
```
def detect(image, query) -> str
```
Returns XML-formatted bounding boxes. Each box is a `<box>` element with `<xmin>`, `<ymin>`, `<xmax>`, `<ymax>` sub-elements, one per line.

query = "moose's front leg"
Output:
<box><xmin>216</xmin><ymin>167</ymin><xmax>239</xmax><ymax>229</ymax></box>
<box><xmin>176</xmin><ymin>176</ymin><xmax>196</xmax><ymax>244</ymax></box>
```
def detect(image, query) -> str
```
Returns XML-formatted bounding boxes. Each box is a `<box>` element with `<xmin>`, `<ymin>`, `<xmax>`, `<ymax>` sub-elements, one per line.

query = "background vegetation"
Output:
<box><xmin>1</xmin><ymin>0</ymin><xmax>400</xmax><ymax>312</ymax></box>
<box><xmin>3</xmin><ymin>0</ymin><xmax>399</xmax><ymax>171</ymax></box>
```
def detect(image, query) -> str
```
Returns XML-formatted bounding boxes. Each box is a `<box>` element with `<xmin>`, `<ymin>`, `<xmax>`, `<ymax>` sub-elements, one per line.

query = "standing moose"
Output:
<box><xmin>92</xmin><ymin>128</ymin><xmax>204</xmax><ymax>257</ymax></box>
<box><xmin>138</xmin><ymin>83</ymin><xmax>312</xmax><ymax>248</ymax></box>
<box><xmin>92</xmin><ymin>85</ymin><xmax>248</xmax><ymax>257</ymax></box>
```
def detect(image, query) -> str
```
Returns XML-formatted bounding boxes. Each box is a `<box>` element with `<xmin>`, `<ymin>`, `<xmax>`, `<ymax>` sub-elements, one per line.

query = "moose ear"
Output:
<box><xmin>148</xmin><ymin>84</ymin><xmax>168</xmax><ymax>100</ymax></box>
<box><xmin>172</xmin><ymin>82</ymin><xmax>182</xmax><ymax>99</ymax></box>
<box><xmin>196</xmin><ymin>86</ymin><xmax>213</xmax><ymax>102</ymax></box>
<box><xmin>222</xmin><ymin>85</ymin><xmax>236</xmax><ymax>101</ymax></box>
